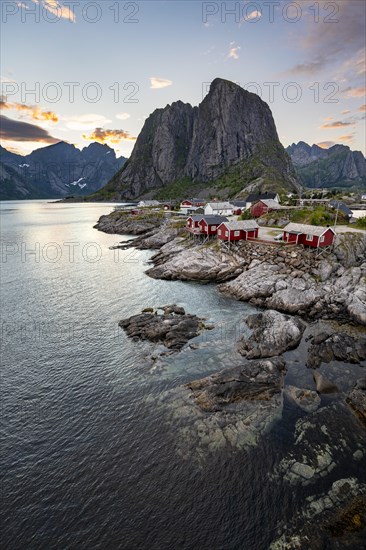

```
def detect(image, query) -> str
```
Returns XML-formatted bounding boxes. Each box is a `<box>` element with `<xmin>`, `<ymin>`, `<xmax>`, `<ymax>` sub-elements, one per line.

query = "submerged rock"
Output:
<box><xmin>119</xmin><ymin>305</ymin><xmax>206</xmax><ymax>351</ymax></box>
<box><xmin>237</xmin><ymin>310</ymin><xmax>305</xmax><ymax>359</ymax></box>
<box><xmin>284</xmin><ymin>385</ymin><xmax>321</xmax><ymax>413</ymax></box>
<box><xmin>270</xmin><ymin>478</ymin><xmax>366</xmax><ymax>549</ymax></box>
<box><xmin>154</xmin><ymin>357</ymin><xmax>286</xmax><ymax>461</ymax></box>
<box><xmin>346</xmin><ymin>382</ymin><xmax>366</xmax><ymax>425</ymax></box>
<box><xmin>272</xmin><ymin>402</ymin><xmax>366</xmax><ymax>487</ymax></box>
<box><xmin>313</xmin><ymin>371</ymin><xmax>339</xmax><ymax>394</ymax></box>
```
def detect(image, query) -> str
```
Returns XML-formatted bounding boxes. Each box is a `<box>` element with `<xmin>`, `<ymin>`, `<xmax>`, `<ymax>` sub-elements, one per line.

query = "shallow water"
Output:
<box><xmin>1</xmin><ymin>200</ymin><xmax>365</xmax><ymax>549</ymax></box>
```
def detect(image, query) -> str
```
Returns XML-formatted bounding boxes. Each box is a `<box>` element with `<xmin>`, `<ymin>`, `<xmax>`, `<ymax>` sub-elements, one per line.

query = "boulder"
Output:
<box><xmin>313</xmin><ymin>371</ymin><xmax>339</xmax><ymax>394</ymax></box>
<box><xmin>307</xmin><ymin>332</ymin><xmax>366</xmax><ymax>369</ymax></box>
<box><xmin>119</xmin><ymin>307</ymin><xmax>206</xmax><ymax>351</ymax></box>
<box><xmin>237</xmin><ymin>310</ymin><xmax>305</xmax><ymax>359</ymax></box>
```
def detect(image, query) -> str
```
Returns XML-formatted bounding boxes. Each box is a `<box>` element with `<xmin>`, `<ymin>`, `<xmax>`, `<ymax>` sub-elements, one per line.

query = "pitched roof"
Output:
<box><xmin>329</xmin><ymin>200</ymin><xmax>353</xmax><ymax>216</ymax></box>
<box><xmin>220</xmin><ymin>220</ymin><xmax>259</xmax><ymax>230</ymax></box>
<box><xmin>245</xmin><ymin>192</ymin><xmax>277</xmax><ymax>202</ymax></box>
<box><xmin>259</xmin><ymin>199</ymin><xmax>282</xmax><ymax>209</ymax></box>
<box><xmin>231</xmin><ymin>201</ymin><xmax>247</xmax><ymax>207</ymax></box>
<box><xmin>284</xmin><ymin>223</ymin><xmax>335</xmax><ymax>237</ymax></box>
<box><xmin>206</xmin><ymin>202</ymin><xmax>233</xmax><ymax>210</ymax></box>
<box><xmin>200</xmin><ymin>215</ymin><xmax>228</xmax><ymax>225</ymax></box>
<box><xmin>187</xmin><ymin>215</ymin><xmax>228</xmax><ymax>224</ymax></box>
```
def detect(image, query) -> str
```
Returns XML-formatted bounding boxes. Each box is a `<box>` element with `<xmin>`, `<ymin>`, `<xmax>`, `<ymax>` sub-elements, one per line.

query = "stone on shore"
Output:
<box><xmin>307</xmin><ymin>332</ymin><xmax>366</xmax><ymax>369</ymax></box>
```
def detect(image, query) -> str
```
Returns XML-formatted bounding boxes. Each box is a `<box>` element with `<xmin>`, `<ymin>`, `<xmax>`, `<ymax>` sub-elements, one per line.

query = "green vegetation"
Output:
<box><xmin>154</xmin><ymin>177</ymin><xmax>204</xmax><ymax>200</ymax></box>
<box><xmin>354</xmin><ymin>216</ymin><xmax>366</xmax><ymax>229</ymax></box>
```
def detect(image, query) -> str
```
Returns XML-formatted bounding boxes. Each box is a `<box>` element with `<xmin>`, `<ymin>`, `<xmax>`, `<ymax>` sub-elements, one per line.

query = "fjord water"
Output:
<box><xmin>0</xmin><ymin>201</ymin><xmax>362</xmax><ymax>549</ymax></box>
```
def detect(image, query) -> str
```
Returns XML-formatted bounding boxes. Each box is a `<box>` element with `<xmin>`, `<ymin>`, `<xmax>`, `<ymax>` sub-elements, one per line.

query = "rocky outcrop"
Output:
<box><xmin>186</xmin><ymin>356</ymin><xmax>286</xmax><ymax>412</ymax></box>
<box><xmin>146</xmin><ymin>245</ymin><xmax>243</xmax><ymax>282</ymax></box>
<box><xmin>284</xmin><ymin>386</ymin><xmax>320</xmax><ymax>412</ymax></box>
<box><xmin>287</xmin><ymin>141</ymin><xmax>366</xmax><ymax>188</ymax></box>
<box><xmin>154</xmin><ymin>357</ymin><xmax>286</xmax><ymax>461</ymax></box>
<box><xmin>237</xmin><ymin>310</ymin><xmax>305</xmax><ymax>359</ymax></box>
<box><xmin>94</xmin><ymin>212</ymin><xmax>164</xmax><ymax>235</ymax></box>
<box><xmin>97</xmin><ymin>78</ymin><xmax>301</xmax><ymax>200</ymax></box>
<box><xmin>307</xmin><ymin>332</ymin><xmax>366</xmax><ymax>369</ymax></box>
<box><xmin>346</xmin><ymin>378</ymin><xmax>366</xmax><ymax>425</ymax></box>
<box><xmin>272</xmin><ymin>402</ymin><xmax>366</xmax><ymax>486</ymax></box>
<box><xmin>270</xmin><ymin>478</ymin><xmax>366</xmax><ymax>549</ymax></box>
<box><xmin>118</xmin><ymin>305</ymin><xmax>207</xmax><ymax>351</ymax></box>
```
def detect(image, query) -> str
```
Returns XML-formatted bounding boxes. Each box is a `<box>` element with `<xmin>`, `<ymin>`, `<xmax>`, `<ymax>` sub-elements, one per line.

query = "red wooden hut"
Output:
<box><xmin>251</xmin><ymin>199</ymin><xmax>283</xmax><ymax>218</ymax></box>
<box><xmin>283</xmin><ymin>223</ymin><xmax>335</xmax><ymax>248</ymax></box>
<box><xmin>198</xmin><ymin>216</ymin><xmax>228</xmax><ymax>236</ymax></box>
<box><xmin>217</xmin><ymin>220</ymin><xmax>259</xmax><ymax>242</ymax></box>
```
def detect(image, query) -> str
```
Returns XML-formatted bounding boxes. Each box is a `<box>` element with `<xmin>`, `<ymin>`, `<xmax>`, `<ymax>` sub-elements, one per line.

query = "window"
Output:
<box><xmin>320</xmin><ymin>235</ymin><xmax>325</xmax><ymax>243</ymax></box>
<box><xmin>211</xmin><ymin>226</ymin><xmax>216</xmax><ymax>230</ymax></box>
<box><xmin>306</xmin><ymin>234</ymin><xmax>313</xmax><ymax>241</ymax></box>
<box><xmin>225</xmin><ymin>231</ymin><xmax>229</xmax><ymax>237</ymax></box>
<box><xmin>234</xmin><ymin>231</ymin><xmax>240</xmax><ymax>236</ymax></box>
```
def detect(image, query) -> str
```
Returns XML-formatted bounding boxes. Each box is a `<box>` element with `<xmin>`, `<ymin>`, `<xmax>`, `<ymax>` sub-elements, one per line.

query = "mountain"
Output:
<box><xmin>0</xmin><ymin>142</ymin><xmax>127</xmax><ymax>200</ymax></box>
<box><xmin>286</xmin><ymin>141</ymin><xmax>366</xmax><ymax>189</ymax></box>
<box><xmin>95</xmin><ymin>78</ymin><xmax>301</xmax><ymax>201</ymax></box>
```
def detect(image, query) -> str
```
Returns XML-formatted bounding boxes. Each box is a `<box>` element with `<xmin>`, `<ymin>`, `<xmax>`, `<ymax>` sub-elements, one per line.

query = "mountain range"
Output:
<box><xmin>286</xmin><ymin>142</ymin><xmax>366</xmax><ymax>189</ymax></box>
<box><xmin>95</xmin><ymin>78</ymin><xmax>301</xmax><ymax>201</ymax></box>
<box><xmin>0</xmin><ymin>142</ymin><xmax>127</xmax><ymax>200</ymax></box>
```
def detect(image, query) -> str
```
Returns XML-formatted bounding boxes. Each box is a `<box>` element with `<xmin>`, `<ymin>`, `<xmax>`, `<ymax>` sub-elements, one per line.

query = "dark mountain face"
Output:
<box><xmin>287</xmin><ymin>142</ymin><xmax>366</xmax><ymax>189</ymax></box>
<box><xmin>99</xmin><ymin>78</ymin><xmax>301</xmax><ymax>201</ymax></box>
<box><xmin>0</xmin><ymin>142</ymin><xmax>127</xmax><ymax>200</ymax></box>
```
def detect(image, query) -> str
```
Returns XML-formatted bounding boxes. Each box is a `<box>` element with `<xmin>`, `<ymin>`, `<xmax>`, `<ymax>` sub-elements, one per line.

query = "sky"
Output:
<box><xmin>1</xmin><ymin>0</ymin><xmax>365</xmax><ymax>158</ymax></box>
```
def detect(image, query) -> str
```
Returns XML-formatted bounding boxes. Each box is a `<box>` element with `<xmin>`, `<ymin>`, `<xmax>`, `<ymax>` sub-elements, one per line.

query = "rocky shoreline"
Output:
<box><xmin>96</xmin><ymin>212</ymin><xmax>366</xmax><ymax>326</ymax></box>
<box><xmin>98</xmin><ymin>212</ymin><xmax>366</xmax><ymax>546</ymax></box>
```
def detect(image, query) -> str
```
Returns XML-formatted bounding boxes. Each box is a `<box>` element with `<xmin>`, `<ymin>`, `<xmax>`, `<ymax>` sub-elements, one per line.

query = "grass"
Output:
<box><xmin>354</xmin><ymin>216</ymin><xmax>366</xmax><ymax>230</ymax></box>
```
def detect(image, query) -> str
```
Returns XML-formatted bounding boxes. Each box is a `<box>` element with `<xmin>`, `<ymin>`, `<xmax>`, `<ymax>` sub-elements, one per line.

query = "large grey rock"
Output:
<box><xmin>313</xmin><ymin>371</ymin><xmax>339</xmax><ymax>394</ymax></box>
<box><xmin>237</xmin><ymin>310</ymin><xmax>305</xmax><ymax>359</ymax></box>
<box><xmin>118</xmin><ymin>306</ymin><xmax>206</xmax><ymax>351</ymax></box>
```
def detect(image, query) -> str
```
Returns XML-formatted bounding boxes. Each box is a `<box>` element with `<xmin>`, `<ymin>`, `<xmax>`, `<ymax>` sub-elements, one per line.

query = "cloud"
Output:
<box><xmin>0</xmin><ymin>114</ymin><xmax>60</xmax><ymax>143</ymax></box>
<box><xmin>317</xmin><ymin>141</ymin><xmax>336</xmax><ymax>149</ymax></box>
<box><xmin>228</xmin><ymin>43</ymin><xmax>240</xmax><ymax>60</ymax></box>
<box><xmin>116</xmin><ymin>113</ymin><xmax>131</xmax><ymax>121</ymax></box>
<box><xmin>0</xmin><ymin>98</ymin><xmax>59</xmax><ymax>122</ymax></box>
<box><xmin>64</xmin><ymin>114</ymin><xmax>111</xmax><ymax>131</ymax></box>
<box><xmin>150</xmin><ymin>77</ymin><xmax>173</xmax><ymax>89</ymax></box>
<box><xmin>244</xmin><ymin>9</ymin><xmax>262</xmax><ymax>21</ymax></box>
<box><xmin>341</xmin><ymin>110</ymin><xmax>351</xmax><ymax>115</ymax></box>
<box><xmin>338</xmin><ymin>134</ymin><xmax>355</xmax><ymax>143</ymax></box>
<box><xmin>359</xmin><ymin>104</ymin><xmax>366</xmax><ymax>112</ymax></box>
<box><xmin>320</xmin><ymin>120</ymin><xmax>355</xmax><ymax>129</ymax></box>
<box><xmin>31</xmin><ymin>0</ymin><xmax>76</xmax><ymax>22</ymax></box>
<box><xmin>342</xmin><ymin>86</ymin><xmax>366</xmax><ymax>98</ymax></box>
<box><xmin>82</xmin><ymin>128</ymin><xmax>136</xmax><ymax>144</ymax></box>
<box><xmin>287</xmin><ymin>1</ymin><xmax>366</xmax><ymax>75</ymax></box>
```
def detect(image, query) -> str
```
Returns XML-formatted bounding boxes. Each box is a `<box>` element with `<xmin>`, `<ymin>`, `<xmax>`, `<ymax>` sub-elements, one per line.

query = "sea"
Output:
<box><xmin>1</xmin><ymin>200</ymin><xmax>365</xmax><ymax>549</ymax></box>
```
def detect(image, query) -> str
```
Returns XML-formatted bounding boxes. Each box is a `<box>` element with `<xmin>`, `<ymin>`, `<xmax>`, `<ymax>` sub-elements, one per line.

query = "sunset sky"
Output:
<box><xmin>1</xmin><ymin>0</ymin><xmax>365</xmax><ymax>158</ymax></box>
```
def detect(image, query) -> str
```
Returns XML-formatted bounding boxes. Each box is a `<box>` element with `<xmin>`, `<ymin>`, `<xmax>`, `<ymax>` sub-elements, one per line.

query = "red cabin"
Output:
<box><xmin>217</xmin><ymin>220</ymin><xmax>259</xmax><ymax>242</ymax></box>
<box><xmin>251</xmin><ymin>199</ymin><xmax>283</xmax><ymax>218</ymax></box>
<box><xmin>198</xmin><ymin>216</ymin><xmax>228</xmax><ymax>236</ymax></box>
<box><xmin>283</xmin><ymin>223</ymin><xmax>335</xmax><ymax>248</ymax></box>
<box><xmin>186</xmin><ymin>215</ymin><xmax>203</xmax><ymax>235</ymax></box>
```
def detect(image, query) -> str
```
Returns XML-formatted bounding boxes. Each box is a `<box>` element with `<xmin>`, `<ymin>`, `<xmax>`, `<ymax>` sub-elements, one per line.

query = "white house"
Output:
<box><xmin>137</xmin><ymin>200</ymin><xmax>161</xmax><ymax>207</ymax></box>
<box><xmin>204</xmin><ymin>202</ymin><xmax>233</xmax><ymax>216</ymax></box>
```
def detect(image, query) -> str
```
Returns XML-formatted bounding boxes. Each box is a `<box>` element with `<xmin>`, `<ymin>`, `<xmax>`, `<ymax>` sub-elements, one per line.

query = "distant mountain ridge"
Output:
<box><xmin>0</xmin><ymin>142</ymin><xmax>127</xmax><ymax>200</ymax></box>
<box><xmin>95</xmin><ymin>78</ymin><xmax>301</xmax><ymax>201</ymax></box>
<box><xmin>286</xmin><ymin>141</ymin><xmax>366</xmax><ymax>189</ymax></box>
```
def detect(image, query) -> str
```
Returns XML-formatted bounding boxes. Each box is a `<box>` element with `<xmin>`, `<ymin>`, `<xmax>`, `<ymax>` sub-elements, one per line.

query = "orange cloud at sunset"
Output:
<box><xmin>82</xmin><ymin>128</ymin><xmax>136</xmax><ymax>144</ymax></box>
<box><xmin>0</xmin><ymin>99</ymin><xmax>59</xmax><ymax>122</ymax></box>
